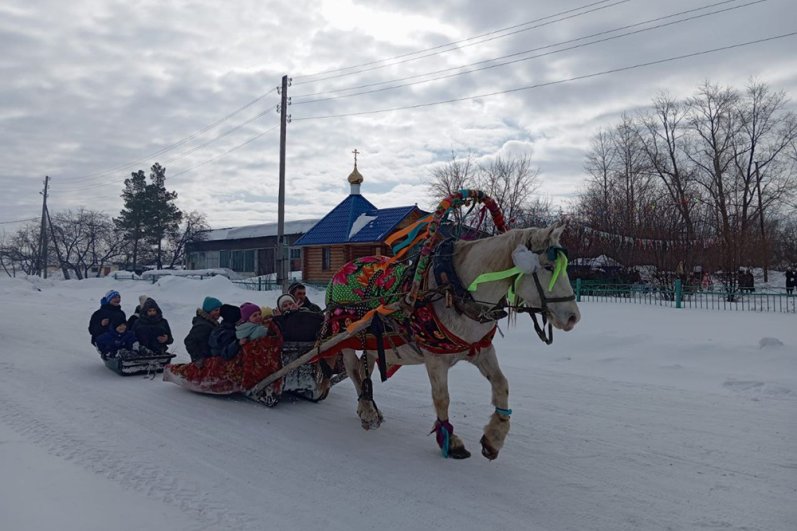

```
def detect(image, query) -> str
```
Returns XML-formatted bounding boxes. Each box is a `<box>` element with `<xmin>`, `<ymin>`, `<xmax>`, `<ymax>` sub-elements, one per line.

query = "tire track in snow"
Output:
<box><xmin>0</xmin><ymin>384</ymin><xmax>258</xmax><ymax>531</ymax></box>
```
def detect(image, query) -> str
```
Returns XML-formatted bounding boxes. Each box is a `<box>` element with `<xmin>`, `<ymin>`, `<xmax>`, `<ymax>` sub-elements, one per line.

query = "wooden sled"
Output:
<box><xmin>103</xmin><ymin>348</ymin><xmax>176</xmax><ymax>376</ymax></box>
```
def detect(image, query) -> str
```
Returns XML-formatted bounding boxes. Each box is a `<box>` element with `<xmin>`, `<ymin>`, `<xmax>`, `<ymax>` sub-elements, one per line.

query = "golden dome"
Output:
<box><xmin>347</xmin><ymin>164</ymin><xmax>363</xmax><ymax>185</ymax></box>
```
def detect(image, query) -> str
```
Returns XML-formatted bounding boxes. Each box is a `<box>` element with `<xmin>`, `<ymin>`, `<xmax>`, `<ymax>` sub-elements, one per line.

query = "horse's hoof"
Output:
<box><xmin>480</xmin><ymin>435</ymin><xmax>499</xmax><ymax>460</ymax></box>
<box><xmin>360</xmin><ymin>417</ymin><xmax>382</xmax><ymax>430</ymax></box>
<box><xmin>449</xmin><ymin>446</ymin><xmax>471</xmax><ymax>459</ymax></box>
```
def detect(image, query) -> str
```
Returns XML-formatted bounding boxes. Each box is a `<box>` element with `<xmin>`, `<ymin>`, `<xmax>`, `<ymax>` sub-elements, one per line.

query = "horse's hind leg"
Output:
<box><xmin>424</xmin><ymin>355</ymin><xmax>470</xmax><ymax>459</ymax></box>
<box><xmin>469</xmin><ymin>345</ymin><xmax>510</xmax><ymax>460</ymax></box>
<box><xmin>341</xmin><ymin>348</ymin><xmax>383</xmax><ymax>430</ymax></box>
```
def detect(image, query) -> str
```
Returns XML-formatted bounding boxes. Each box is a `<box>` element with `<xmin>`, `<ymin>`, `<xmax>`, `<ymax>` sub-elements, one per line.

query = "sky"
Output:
<box><xmin>0</xmin><ymin>274</ymin><xmax>795</xmax><ymax>530</ymax></box>
<box><xmin>1</xmin><ymin>0</ymin><xmax>796</xmax><ymax>231</ymax></box>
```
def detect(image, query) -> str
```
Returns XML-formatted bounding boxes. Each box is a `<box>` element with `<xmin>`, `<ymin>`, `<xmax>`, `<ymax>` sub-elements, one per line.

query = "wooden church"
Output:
<box><xmin>294</xmin><ymin>156</ymin><xmax>426</xmax><ymax>284</ymax></box>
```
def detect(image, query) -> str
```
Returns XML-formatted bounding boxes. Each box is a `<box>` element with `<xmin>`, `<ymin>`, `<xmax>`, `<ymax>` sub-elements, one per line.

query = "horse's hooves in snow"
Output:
<box><xmin>480</xmin><ymin>435</ymin><xmax>499</xmax><ymax>460</ymax></box>
<box><xmin>360</xmin><ymin>416</ymin><xmax>383</xmax><ymax>430</ymax></box>
<box><xmin>449</xmin><ymin>446</ymin><xmax>471</xmax><ymax>459</ymax></box>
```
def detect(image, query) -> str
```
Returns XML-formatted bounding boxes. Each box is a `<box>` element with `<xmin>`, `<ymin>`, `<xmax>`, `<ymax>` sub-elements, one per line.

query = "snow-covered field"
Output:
<box><xmin>0</xmin><ymin>275</ymin><xmax>795</xmax><ymax>531</ymax></box>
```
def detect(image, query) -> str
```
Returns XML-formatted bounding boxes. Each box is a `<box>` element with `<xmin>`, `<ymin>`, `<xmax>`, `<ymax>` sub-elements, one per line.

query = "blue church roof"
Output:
<box><xmin>294</xmin><ymin>195</ymin><xmax>422</xmax><ymax>246</ymax></box>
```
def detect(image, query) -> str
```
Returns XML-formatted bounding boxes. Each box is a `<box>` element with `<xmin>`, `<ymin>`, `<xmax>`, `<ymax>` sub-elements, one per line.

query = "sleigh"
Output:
<box><xmin>162</xmin><ymin>321</ymin><xmax>351</xmax><ymax>406</ymax></box>
<box><xmin>102</xmin><ymin>348</ymin><xmax>176</xmax><ymax>376</ymax></box>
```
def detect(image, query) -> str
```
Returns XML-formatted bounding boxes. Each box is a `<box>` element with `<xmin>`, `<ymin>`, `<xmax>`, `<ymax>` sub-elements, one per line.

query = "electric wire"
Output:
<box><xmin>60</xmin><ymin>88</ymin><xmax>279</xmax><ymax>184</ymax></box>
<box><xmin>292</xmin><ymin>31</ymin><xmax>797</xmax><ymax>121</ymax></box>
<box><xmin>292</xmin><ymin>0</ymin><xmax>628</xmax><ymax>84</ymax></box>
<box><xmin>0</xmin><ymin>217</ymin><xmax>38</xmax><ymax>225</ymax></box>
<box><xmin>292</xmin><ymin>0</ymin><xmax>753</xmax><ymax>102</ymax></box>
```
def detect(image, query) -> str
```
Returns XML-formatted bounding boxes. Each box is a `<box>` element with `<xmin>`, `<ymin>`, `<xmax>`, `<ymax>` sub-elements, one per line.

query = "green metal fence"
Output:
<box><xmin>574</xmin><ymin>278</ymin><xmax>797</xmax><ymax>313</ymax></box>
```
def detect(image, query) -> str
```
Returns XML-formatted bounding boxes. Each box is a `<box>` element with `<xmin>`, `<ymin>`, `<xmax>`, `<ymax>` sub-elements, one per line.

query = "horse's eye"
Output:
<box><xmin>544</xmin><ymin>265</ymin><xmax>554</xmax><ymax>272</ymax></box>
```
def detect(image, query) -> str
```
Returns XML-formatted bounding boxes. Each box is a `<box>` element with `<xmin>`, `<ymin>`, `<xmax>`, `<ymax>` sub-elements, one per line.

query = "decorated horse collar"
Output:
<box><xmin>432</xmin><ymin>238</ymin><xmax>508</xmax><ymax>324</ymax></box>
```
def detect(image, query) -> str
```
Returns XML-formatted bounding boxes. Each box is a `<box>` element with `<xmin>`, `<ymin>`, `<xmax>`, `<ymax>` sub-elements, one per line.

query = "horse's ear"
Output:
<box><xmin>550</xmin><ymin>219</ymin><xmax>567</xmax><ymax>243</ymax></box>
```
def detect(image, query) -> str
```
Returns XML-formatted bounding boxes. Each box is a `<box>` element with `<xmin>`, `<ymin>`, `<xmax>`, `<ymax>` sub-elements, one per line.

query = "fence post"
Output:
<box><xmin>674</xmin><ymin>278</ymin><xmax>682</xmax><ymax>309</ymax></box>
<box><xmin>575</xmin><ymin>278</ymin><xmax>582</xmax><ymax>302</ymax></box>
<box><xmin>258</xmin><ymin>277</ymin><xmax>262</xmax><ymax>291</ymax></box>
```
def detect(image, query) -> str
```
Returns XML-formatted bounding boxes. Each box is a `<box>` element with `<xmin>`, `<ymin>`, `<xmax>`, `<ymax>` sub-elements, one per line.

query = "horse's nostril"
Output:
<box><xmin>567</xmin><ymin>314</ymin><xmax>578</xmax><ymax>326</ymax></box>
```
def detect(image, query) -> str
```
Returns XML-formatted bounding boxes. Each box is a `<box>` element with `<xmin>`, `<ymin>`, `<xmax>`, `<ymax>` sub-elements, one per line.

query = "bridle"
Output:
<box><xmin>466</xmin><ymin>244</ymin><xmax>576</xmax><ymax>345</ymax></box>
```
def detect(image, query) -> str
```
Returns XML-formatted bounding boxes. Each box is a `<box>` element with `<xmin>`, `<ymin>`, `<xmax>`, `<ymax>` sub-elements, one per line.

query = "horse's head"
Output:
<box><xmin>513</xmin><ymin>221</ymin><xmax>581</xmax><ymax>332</ymax></box>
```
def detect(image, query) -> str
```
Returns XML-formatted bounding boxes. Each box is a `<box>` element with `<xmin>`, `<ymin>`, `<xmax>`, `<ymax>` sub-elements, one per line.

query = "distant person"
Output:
<box><xmin>235</xmin><ymin>302</ymin><xmax>269</xmax><ymax>343</ymax></box>
<box><xmin>132</xmin><ymin>298</ymin><xmax>173</xmax><ymax>354</ymax></box>
<box><xmin>183</xmin><ymin>296</ymin><xmax>222</xmax><ymax>362</ymax></box>
<box><xmin>95</xmin><ymin>321</ymin><xmax>138</xmax><ymax>360</ymax></box>
<box><xmin>288</xmin><ymin>282</ymin><xmax>323</xmax><ymax>312</ymax></box>
<box><xmin>786</xmin><ymin>265</ymin><xmax>796</xmax><ymax>295</ymax></box>
<box><xmin>88</xmin><ymin>290</ymin><xmax>127</xmax><ymax>345</ymax></box>
<box><xmin>208</xmin><ymin>304</ymin><xmax>242</xmax><ymax>360</ymax></box>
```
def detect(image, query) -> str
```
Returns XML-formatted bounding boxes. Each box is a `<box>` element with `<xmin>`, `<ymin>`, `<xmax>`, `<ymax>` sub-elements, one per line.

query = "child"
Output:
<box><xmin>96</xmin><ymin>321</ymin><xmax>138</xmax><ymax>360</ymax></box>
<box><xmin>275</xmin><ymin>294</ymin><xmax>299</xmax><ymax>315</ymax></box>
<box><xmin>132</xmin><ymin>297</ymin><xmax>173</xmax><ymax>354</ymax></box>
<box><xmin>235</xmin><ymin>302</ymin><xmax>270</xmax><ymax>343</ymax></box>
<box><xmin>208</xmin><ymin>304</ymin><xmax>241</xmax><ymax>360</ymax></box>
<box><xmin>88</xmin><ymin>289</ymin><xmax>126</xmax><ymax>345</ymax></box>
<box><xmin>183</xmin><ymin>296</ymin><xmax>222</xmax><ymax>362</ymax></box>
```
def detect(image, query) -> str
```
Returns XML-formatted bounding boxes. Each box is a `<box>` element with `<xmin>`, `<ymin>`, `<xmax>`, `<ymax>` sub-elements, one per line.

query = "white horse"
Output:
<box><xmin>327</xmin><ymin>222</ymin><xmax>580</xmax><ymax>459</ymax></box>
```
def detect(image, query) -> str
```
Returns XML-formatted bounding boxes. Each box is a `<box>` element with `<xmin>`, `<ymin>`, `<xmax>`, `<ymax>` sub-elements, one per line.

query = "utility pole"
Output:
<box><xmin>45</xmin><ymin>205</ymin><xmax>70</xmax><ymax>280</ymax></box>
<box><xmin>38</xmin><ymin>175</ymin><xmax>49</xmax><ymax>278</ymax></box>
<box><xmin>754</xmin><ymin>161</ymin><xmax>768</xmax><ymax>283</ymax></box>
<box><xmin>276</xmin><ymin>75</ymin><xmax>290</xmax><ymax>291</ymax></box>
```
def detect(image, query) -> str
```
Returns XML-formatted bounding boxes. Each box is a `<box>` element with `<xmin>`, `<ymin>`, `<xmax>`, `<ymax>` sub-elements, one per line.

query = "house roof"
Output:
<box><xmin>294</xmin><ymin>194</ymin><xmax>422</xmax><ymax>246</ymax></box>
<box><xmin>202</xmin><ymin>218</ymin><xmax>319</xmax><ymax>242</ymax></box>
<box><xmin>349</xmin><ymin>206</ymin><xmax>421</xmax><ymax>243</ymax></box>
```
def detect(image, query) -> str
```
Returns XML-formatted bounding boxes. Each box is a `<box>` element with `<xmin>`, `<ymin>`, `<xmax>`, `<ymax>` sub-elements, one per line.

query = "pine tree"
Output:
<box><xmin>144</xmin><ymin>163</ymin><xmax>182</xmax><ymax>269</ymax></box>
<box><xmin>114</xmin><ymin>170</ymin><xmax>148</xmax><ymax>269</ymax></box>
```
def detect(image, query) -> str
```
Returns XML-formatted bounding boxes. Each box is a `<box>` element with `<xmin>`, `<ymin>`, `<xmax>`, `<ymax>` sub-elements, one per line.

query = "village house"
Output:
<box><xmin>185</xmin><ymin>219</ymin><xmax>318</xmax><ymax>278</ymax></box>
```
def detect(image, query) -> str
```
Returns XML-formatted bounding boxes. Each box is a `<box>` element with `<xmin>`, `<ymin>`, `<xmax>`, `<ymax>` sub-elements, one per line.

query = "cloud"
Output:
<box><xmin>1</xmin><ymin>0</ymin><xmax>795</xmax><ymax>232</ymax></box>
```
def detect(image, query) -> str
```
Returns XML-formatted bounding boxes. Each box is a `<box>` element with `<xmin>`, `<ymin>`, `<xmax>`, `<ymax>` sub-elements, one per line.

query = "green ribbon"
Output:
<box><xmin>548</xmin><ymin>251</ymin><xmax>569</xmax><ymax>292</ymax></box>
<box><xmin>467</xmin><ymin>266</ymin><xmax>524</xmax><ymax>305</ymax></box>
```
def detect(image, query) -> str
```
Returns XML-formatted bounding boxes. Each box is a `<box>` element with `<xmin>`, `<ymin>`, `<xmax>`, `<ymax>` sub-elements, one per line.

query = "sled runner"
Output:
<box><xmin>102</xmin><ymin>348</ymin><xmax>176</xmax><ymax>376</ymax></box>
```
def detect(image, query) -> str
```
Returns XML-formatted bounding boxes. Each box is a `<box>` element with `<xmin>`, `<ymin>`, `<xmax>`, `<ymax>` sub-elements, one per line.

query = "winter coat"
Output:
<box><xmin>127</xmin><ymin>304</ymin><xmax>143</xmax><ymax>329</ymax></box>
<box><xmin>787</xmin><ymin>270</ymin><xmax>796</xmax><ymax>288</ymax></box>
<box><xmin>89</xmin><ymin>304</ymin><xmax>127</xmax><ymax>344</ymax></box>
<box><xmin>96</xmin><ymin>329</ymin><xmax>137</xmax><ymax>355</ymax></box>
<box><xmin>298</xmin><ymin>297</ymin><xmax>323</xmax><ymax>313</ymax></box>
<box><xmin>183</xmin><ymin>309</ymin><xmax>219</xmax><ymax>362</ymax></box>
<box><xmin>235</xmin><ymin>321</ymin><xmax>270</xmax><ymax>341</ymax></box>
<box><xmin>132</xmin><ymin>299</ymin><xmax>173</xmax><ymax>353</ymax></box>
<box><xmin>208</xmin><ymin>322</ymin><xmax>240</xmax><ymax>360</ymax></box>
<box><xmin>274</xmin><ymin>310</ymin><xmax>324</xmax><ymax>342</ymax></box>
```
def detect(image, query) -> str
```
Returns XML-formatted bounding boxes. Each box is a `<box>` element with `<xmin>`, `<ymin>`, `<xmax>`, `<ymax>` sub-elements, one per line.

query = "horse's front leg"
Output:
<box><xmin>469</xmin><ymin>345</ymin><xmax>510</xmax><ymax>460</ymax></box>
<box><xmin>424</xmin><ymin>355</ymin><xmax>470</xmax><ymax>459</ymax></box>
<box><xmin>341</xmin><ymin>348</ymin><xmax>383</xmax><ymax>430</ymax></box>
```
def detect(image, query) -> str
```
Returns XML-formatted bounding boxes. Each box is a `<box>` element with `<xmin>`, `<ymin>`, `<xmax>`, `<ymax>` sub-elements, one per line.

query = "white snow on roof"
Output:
<box><xmin>203</xmin><ymin>218</ymin><xmax>320</xmax><ymax>241</ymax></box>
<box><xmin>348</xmin><ymin>213</ymin><xmax>377</xmax><ymax>239</ymax></box>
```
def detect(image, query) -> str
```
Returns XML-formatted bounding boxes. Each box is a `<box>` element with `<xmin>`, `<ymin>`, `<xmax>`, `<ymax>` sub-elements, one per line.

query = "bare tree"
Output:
<box><xmin>1</xmin><ymin>223</ymin><xmax>41</xmax><ymax>275</ymax></box>
<box><xmin>476</xmin><ymin>154</ymin><xmax>540</xmax><ymax>231</ymax></box>
<box><xmin>164</xmin><ymin>211</ymin><xmax>210</xmax><ymax>269</ymax></box>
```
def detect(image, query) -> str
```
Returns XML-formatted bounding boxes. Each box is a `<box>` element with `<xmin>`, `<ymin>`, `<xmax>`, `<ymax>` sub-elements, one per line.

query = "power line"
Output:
<box><xmin>60</xmin><ymin>88</ymin><xmax>279</xmax><ymax>184</ymax></box>
<box><xmin>0</xmin><ymin>217</ymin><xmax>38</xmax><ymax>225</ymax></box>
<box><xmin>292</xmin><ymin>0</ymin><xmax>754</xmax><ymax>103</ymax></box>
<box><xmin>170</xmin><ymin>122</ymin><xmax>281</xmax><ymax>179</ymax></box>
<box><xmin>292</xmin><ymin>31</ymin><xmax>797</xmax><ymax>121</ymax></box>
<box><xmin>292</xmin><ymin>0</ymin><xmax>628</xmax><ymax>85</ymax></box>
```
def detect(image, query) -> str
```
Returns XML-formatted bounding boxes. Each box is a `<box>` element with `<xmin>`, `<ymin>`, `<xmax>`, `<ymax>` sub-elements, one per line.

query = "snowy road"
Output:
<box><xmin>0</xmin><ymin>277</ymin><xmax>795</xmax><ymax>531</ymax></box>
